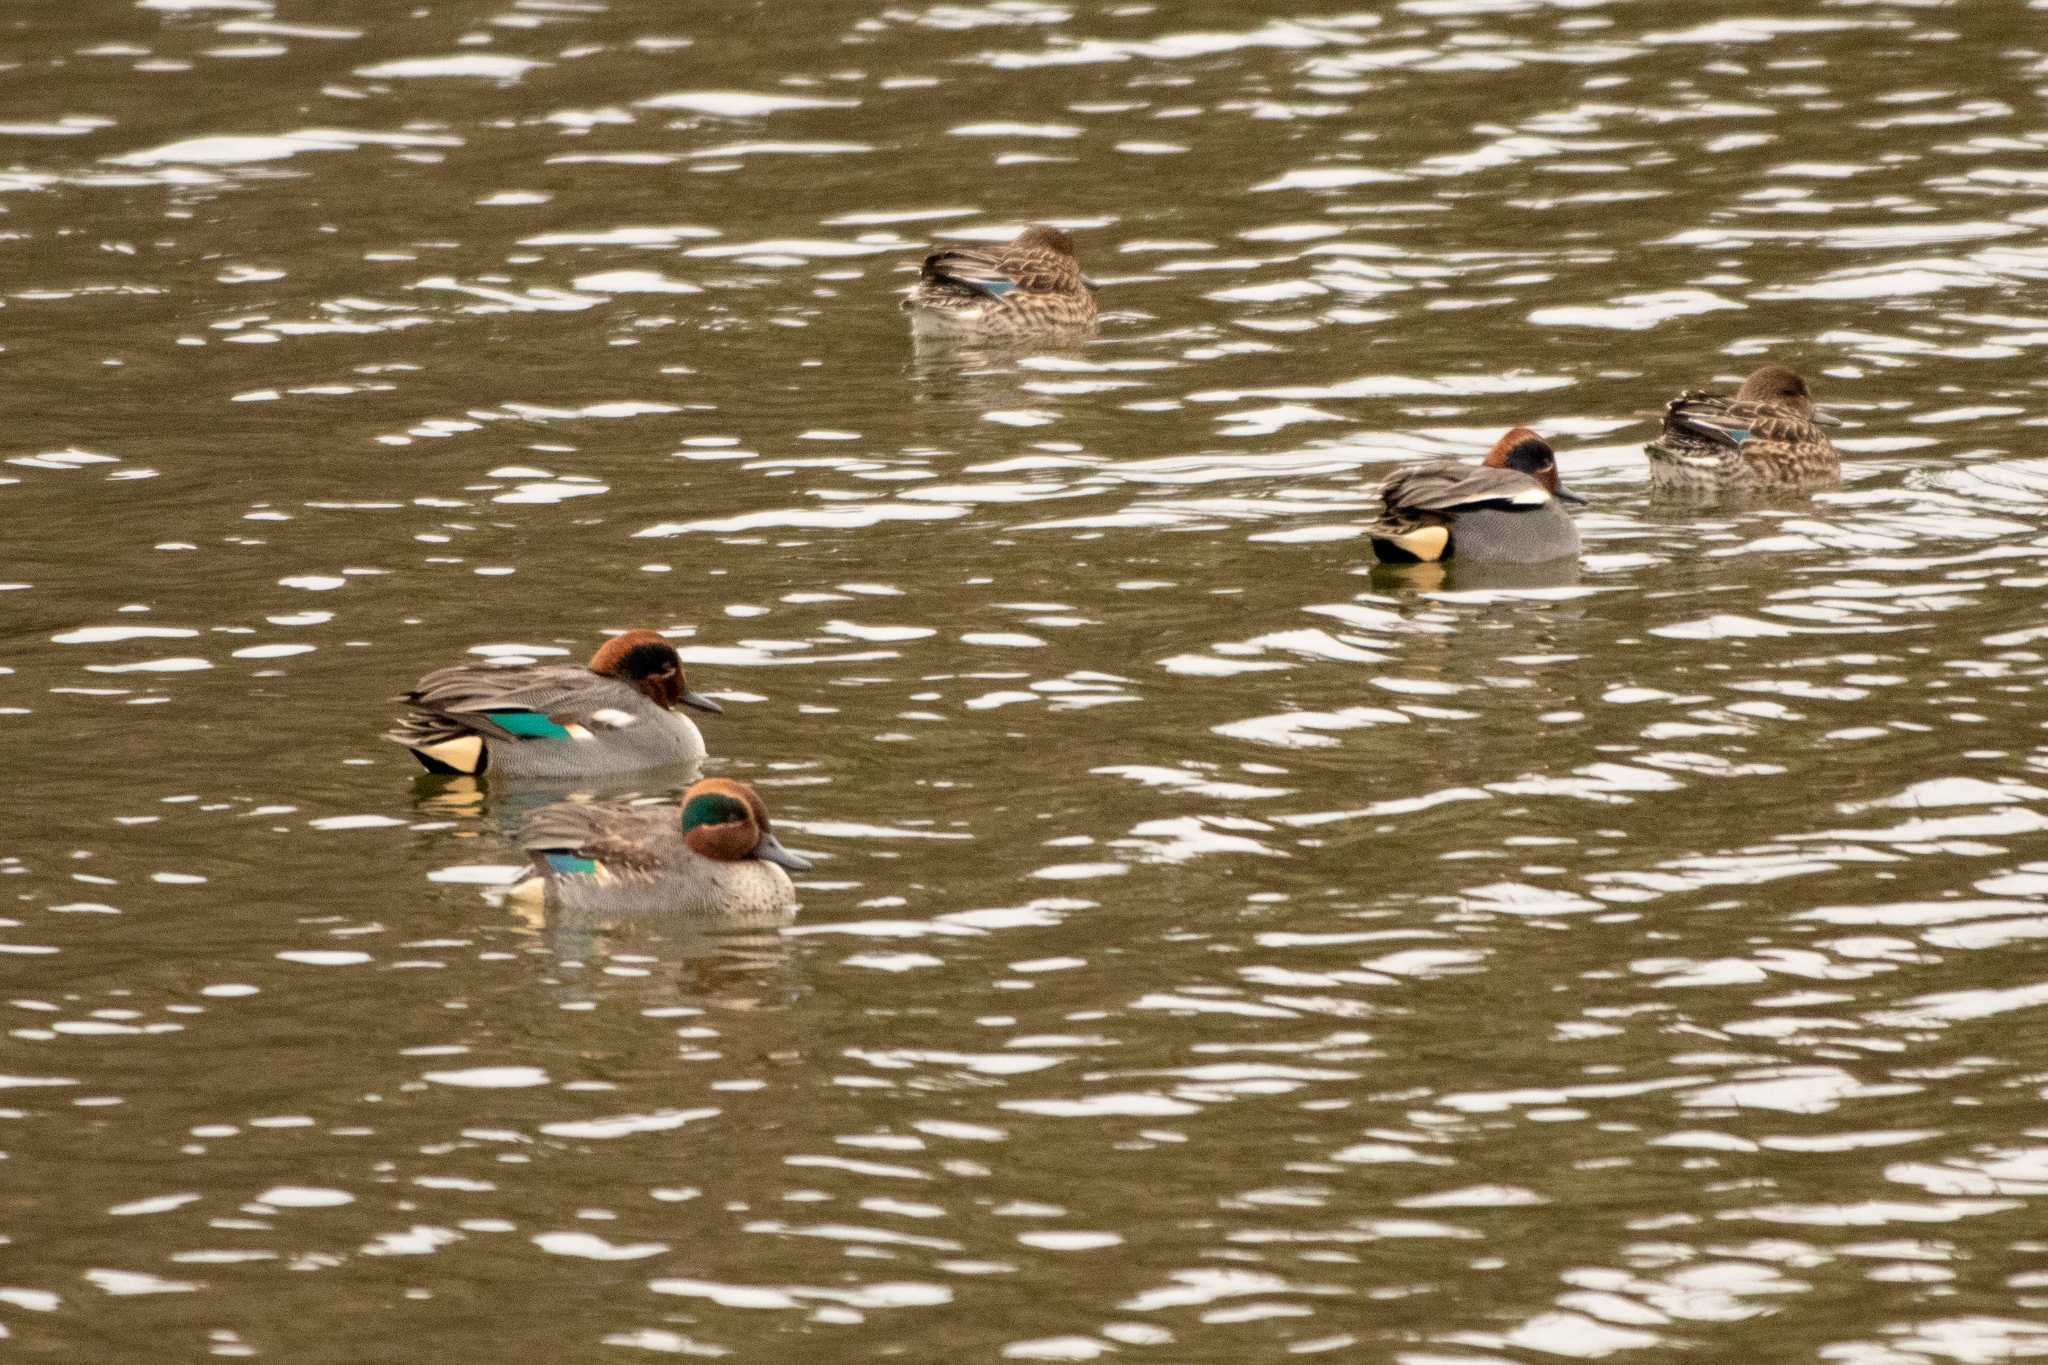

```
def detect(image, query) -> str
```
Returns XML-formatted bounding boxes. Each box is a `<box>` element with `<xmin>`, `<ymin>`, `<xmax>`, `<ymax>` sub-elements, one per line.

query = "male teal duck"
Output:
<box><xmin>902</xmin><ymin>224</ymin><xmax>1097</xmax><ymax>340</ymax></box>
<box><xmin>1367</xmin><ymin>428</ymin><xmax>1586</xmax><ymax>565</ymax></box>
<box><xmin>1645</xmin><ymin>364</ymin><xmax>1842</xmax><ymax>492</ymax></box>
<box><xmin>387</xmin><ymin>629</ymin><xmax>721</xmax><ymax>779</ymax></box>
<box><xmin>512</xmin><ymin>778</ymin><xmax>813</xmax><ymax>921</ymax></box>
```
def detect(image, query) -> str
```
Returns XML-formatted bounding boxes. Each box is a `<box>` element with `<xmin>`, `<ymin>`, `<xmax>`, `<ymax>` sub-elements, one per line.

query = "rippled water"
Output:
<box><xmin>8</xmin><ymin>0</ymin><xmax>2048</xmax><ymax>1358</ymax></box>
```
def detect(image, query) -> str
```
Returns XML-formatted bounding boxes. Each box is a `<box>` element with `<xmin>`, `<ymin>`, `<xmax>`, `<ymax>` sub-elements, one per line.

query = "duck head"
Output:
<box><xmin>588</xmin><ymin>629</ymin><xmax>723</xmax><ymax>715</ymax></box>
<box><xmin>680</xmin><ymin>778</ymin><xmax>813</xmax><ymax>871</ymax></box>
<box><xmin>1737</xmin><ymin>365</ymin><xmax>1841</xmax><ymax>426</ymax></box>
<box><xmin>1013</xmin><ymin>223</ymin><xmax>1077</xmax><ymax>258</ymax></box>
<box><xmin>1483</xmin><ymin>427</ymin><xmax>1586</xmax><ymax>506</ymax></box>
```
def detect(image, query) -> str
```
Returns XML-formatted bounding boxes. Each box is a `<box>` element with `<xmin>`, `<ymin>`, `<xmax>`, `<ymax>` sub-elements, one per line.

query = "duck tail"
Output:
<box><xmin>1368</xmin><ymin>523</ymin><xmax>1450</xmax><ymax>564</ymax></box>
<box><xmin>384</xmin><ymin>714</ymin><xmax>487</xmax><ymax>775</ymax></box>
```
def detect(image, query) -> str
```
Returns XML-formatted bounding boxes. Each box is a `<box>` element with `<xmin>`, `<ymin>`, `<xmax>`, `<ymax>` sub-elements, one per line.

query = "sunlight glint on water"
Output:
<box><xmin>3</xmin><ymin>0</ymin><xmax>2048</xmax><ymax>1359</ymax></box>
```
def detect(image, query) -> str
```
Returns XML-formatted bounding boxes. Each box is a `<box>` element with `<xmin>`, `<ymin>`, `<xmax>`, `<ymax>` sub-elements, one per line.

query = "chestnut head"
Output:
<box><xmin>587</xmin><ymin>630</ymin><xmax>722</xmax><ymax>716</ymax></box>
<box><xmin>679</xmin><ymin>778</ymin><xmax>812</xmax><ymax>871</ymax></box>
<box><xmin>1482</xmin><ymin>427</ymin><xmax>1585</xmax><ymax>506</ymax></box>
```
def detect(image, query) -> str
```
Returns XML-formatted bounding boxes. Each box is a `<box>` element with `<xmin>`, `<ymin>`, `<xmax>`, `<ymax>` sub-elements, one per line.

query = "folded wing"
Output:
<box><xmin>394</xmin><ymin>664</ymin><xmax>635</xmax><ymax>745</ymax></box>
<box><xmin>1381</xmin><ymin>461</ymin><xmax>1553</xmax><ymax>514</ymax></box>
<box><xmin>519</xmin><ymin>803</ymin><xmax>665</xmax><ymax>877</ymax></box>
<box><xmin>1661</xmin><ymin>391</ymin><xmax>1755</xmax><ymax>451</ymax></box>
<box><xmin>919</xmin><ymin>247</ymin><xmax>1023</xmax><ymax>300</ymax></box>
<box><xmin>1664</xmin><ymin>393</ymin><xmax>1832</xmax><ymax>453</ymax></box>
<box><xmin>920</xmin><ymin>241</ymin><xmax>1087</xmax><ymax>300</ymax></box>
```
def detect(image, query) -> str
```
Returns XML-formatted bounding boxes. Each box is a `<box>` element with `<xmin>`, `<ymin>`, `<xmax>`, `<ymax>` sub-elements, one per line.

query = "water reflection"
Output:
<box><xmin>508</xmin><ymin>899</ymin><xmax>801</xmax><ymax>1015</ymax></box>
<box><xmin>6</xmin><ymin>0</ymin><xmax>2048</xmax><ymax>1359</ymax></box>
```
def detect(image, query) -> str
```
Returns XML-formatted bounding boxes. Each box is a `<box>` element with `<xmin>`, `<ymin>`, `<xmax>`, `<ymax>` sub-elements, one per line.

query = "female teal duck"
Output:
<box><xmin>513</xmin><ymin>778</ymin><xmax>813</xmax><ymax>921</ymax></box>
<box><xmin>903</xmin><ymin>224</ymin><xmax>1097</xmax><ymax>340</ymax></box>
<box><xmin>1646</xmin><ymin>364</ymin><xmax>1842</xmax><ymax>492</ymax></box>
<box><xmin>387</xmin><ymin>629</ymin><xmax>722</xmax><ymax>779</ymax></box>
<box><xmin>1368</xmin><ymin>428</ymin><xmax>1586</xmax><ymax>565</ymax></box>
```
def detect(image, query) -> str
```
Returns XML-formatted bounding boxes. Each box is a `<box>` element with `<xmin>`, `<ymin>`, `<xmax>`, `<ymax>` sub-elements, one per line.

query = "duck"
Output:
<box><xmin>1367</xmin><ymin>428</ymin><xmax>1586</xmax><ymax>565</ymax></box>
<box><xmin>1645</xmin><ymin>364</ymin><xmax>1842</xmax><ymax>492</ymax></box>
<box><xmin>512</xmin><ymin>778</ymin><xmax>813</xmax><ymax>921</ymax></box>
<box><xmin>902</xmin><ymin>223</ymin><xmax>1098</xmax><ymax>340</ymax></box>
<box><xmin>387</xmin><ymin>629</ymin><xmax>722</xmax><ymax>779</ymax></box>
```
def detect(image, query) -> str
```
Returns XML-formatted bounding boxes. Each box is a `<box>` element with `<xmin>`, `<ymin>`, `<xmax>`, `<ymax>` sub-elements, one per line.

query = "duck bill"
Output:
<box><xmin>1809</xmin><ymin>406</ymin><xmax>1844</xmax><ymax>427</ymax></box>
<box><xmin>1556</xmin><ymin>484</ymin><xmax>1589</xmax><ymax>507</ymax></box>
<box><xmin>679</xmin><ymin>687</ymin><xmax>724</xmax><ymax>716</ymax></box>
<box><xmin>750</xmin><ymin>831</ymin><xmax>813</xmax><ymax>873</ymax></box>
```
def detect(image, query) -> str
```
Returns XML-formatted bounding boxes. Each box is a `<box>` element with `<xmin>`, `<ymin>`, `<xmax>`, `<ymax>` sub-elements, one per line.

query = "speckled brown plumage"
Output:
<box><xmin>1646</xmin><ymin>365</ymin><xmax>1842</xmax><ymax>492</ymax></box>
<box><xmin>903</xmin><ymin>224</ymin><xmax>1098</xmax><ymax>339</ymax></box>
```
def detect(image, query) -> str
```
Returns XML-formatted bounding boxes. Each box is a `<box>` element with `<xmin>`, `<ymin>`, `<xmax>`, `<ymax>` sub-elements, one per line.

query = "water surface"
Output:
<box><xmin>6</xmin><ymin>0</ymin><xmax>2048</xmax><ymax>1359</ymax></box>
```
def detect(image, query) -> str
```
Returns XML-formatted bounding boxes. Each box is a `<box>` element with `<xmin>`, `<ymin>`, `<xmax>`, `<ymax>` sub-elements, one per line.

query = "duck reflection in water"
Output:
<box><xmin>903</xmin><ymin>330</ymin><xmax>1100</xmax><ymax>428</ymax></box>
<box><xmin>505</xmin><ymin>892</ymin><xmax>803</xmax><ymax>1012</ymax></box>
<box><xmin>409</xmin><ymin>763</ymin><xmax>705</xmax><ymax>834</ymax></box>
<box><xmin>1371</xmin><ymin>554</ymin><xmax>1583</xmax><ymax>593</ymax></box>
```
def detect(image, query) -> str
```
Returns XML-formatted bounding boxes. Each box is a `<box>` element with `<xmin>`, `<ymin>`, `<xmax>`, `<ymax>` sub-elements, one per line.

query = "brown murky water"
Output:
<box><xmin>6</xmin><ymin>0</ymin><xmax>2048</xmax><ymax>1358</ymax></box>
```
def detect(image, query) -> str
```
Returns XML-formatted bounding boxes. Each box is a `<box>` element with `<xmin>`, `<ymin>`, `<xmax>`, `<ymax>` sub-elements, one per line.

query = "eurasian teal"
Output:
<box><xmin>1645</xmin><ymin>364</ymin><xmax>1842</xmax><ymax>492</ymax></box>
<box><xmin>513</xmin><ymin>778</ymin><xmax>813</xmax><ymax>921</ymax></box>
<box><xmin>388</xmin><ymin>629</ymin><xmax>722</xmax><ymax>779</ymax></box>
<box><xmin>1367</xmin><ymin>428</ymin><xmax>1586</xmax><ymax>565</ymax></box>
<box><xmin>903</xmin><ymin>224</ymin><xmax>1097</xmax><ymax>339</ymax></box>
